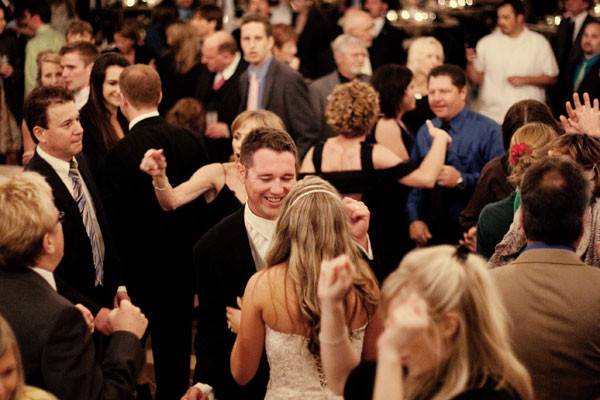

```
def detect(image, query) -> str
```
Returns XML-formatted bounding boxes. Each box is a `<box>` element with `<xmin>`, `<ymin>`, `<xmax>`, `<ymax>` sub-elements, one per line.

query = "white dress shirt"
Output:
<box><xmin>244</xmin><ymin>204</ymin><xmax>276</xmax><ymax>270</ymax></box>
<box><xmin>214</xmin><ymin>52</ymin><xmax>241</xmax><ymax>85</ymax></box>
<box><xmin>128</xmin><ymin>110</ymin><xmax>160</xmax><ymax>131</ymax></box>
<box><xmin>73</xmin><ymin>86</ymin><xmax>90</xmax><ymax>110</ymax></box>
<box><xmin>30</xmin><ymin>267</ymin><xmax>57</xmax><ymax>291</ymax></box>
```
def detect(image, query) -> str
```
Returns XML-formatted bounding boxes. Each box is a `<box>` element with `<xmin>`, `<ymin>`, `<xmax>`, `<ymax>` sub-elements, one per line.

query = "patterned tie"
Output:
<box><xmin>246</xmin><ymin>71</ymin><xmax>259</xmax><ymax>111</ymax></box>
<box><xmin>69</xmin><ymin>159</ymin><xmax>104</xmax><ymax>286</ymax></box>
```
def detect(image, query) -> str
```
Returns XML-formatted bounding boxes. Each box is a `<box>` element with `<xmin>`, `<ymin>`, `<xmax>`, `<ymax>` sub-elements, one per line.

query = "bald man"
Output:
<box><xmin>342</xmin><ymin>8</ymin><xmax>375</xmax><ymax>75</ymax></box>
<box><xmin>195</xmin><ymin>31</ymin><xmax>248</xmax><ymax>161</ymax></box>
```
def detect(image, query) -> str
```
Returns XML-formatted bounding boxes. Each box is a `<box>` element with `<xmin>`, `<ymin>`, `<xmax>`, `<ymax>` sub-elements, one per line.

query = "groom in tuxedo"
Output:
<box><xmin>186</xmin><ymin>127</ymin><xmax>372</xmax><ymax>400</ymax></box>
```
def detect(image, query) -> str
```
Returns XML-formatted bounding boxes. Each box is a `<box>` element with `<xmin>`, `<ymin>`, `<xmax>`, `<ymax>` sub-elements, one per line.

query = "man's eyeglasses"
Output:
<box><xmin>57</xmin><ymin>211</ymin><xmax>65</xmax><ymax>224</ymax></box>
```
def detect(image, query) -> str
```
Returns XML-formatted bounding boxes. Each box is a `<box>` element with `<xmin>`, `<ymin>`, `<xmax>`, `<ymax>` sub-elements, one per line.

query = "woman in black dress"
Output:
<box><xmin>80</xmin><ymin>52</ymin><xmax>130</xmax><ymax>182</ymax></box>
<box><xmin>301</xmin><ymin>81</ymin><xmax>451</xmax><ymax>280</ymax></box>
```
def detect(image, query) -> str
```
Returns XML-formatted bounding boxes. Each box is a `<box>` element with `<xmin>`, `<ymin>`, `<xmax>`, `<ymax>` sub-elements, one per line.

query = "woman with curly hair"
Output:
<box><xmin>300</xmin><ymin>80</ymin><xmax>451</xmax><ymax>279</ymax></box>
<box><xmin>229</xmin><ymin>176</ymin><xmax>381</xmax><ymax>399</ymax></box>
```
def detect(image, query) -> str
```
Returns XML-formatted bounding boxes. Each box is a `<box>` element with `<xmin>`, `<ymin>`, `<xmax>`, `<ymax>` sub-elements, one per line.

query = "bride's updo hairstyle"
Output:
<box><xmin>265</xmin><ymin>176</ymin><xmax>378</xmax><ymax>354</ymax></box>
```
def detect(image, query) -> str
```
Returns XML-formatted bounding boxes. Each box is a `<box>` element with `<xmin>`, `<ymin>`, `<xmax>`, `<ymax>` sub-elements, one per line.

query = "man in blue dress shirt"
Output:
<box><xmin>407</xmin><ymin>64</ymin><xmax>503</xmax><ymax>245</ymax></box>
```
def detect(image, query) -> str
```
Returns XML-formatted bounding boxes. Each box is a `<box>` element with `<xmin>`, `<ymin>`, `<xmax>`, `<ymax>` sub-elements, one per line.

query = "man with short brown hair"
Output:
<box><xmin>104</xmin><ymin>64</ymin><xmax>210</xmax><ymax>400</ymax></box>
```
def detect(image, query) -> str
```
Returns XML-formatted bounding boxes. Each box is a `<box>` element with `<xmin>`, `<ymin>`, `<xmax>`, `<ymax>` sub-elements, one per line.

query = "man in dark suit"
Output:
<box><xmin>492</xmin><ymin>158</ymin><xmax>600</xmax><ymax>399</ymax></box>
<box><xmin>196</xmin><ymin>30</ymin><xmax>248</xmax><ymax>162</ymax></box>
<box><xmin>364</xmin><ymin>0</ymin><xmax>408</xmax><ymax>69</ymax></box>
<box><xmin>23</xmin><ymin>86</ymin><xmax>125</xmax><ymax>332</ymax></box>
<box><xmin>566</xmin><ymin>19</ymin><xmax>600</xmax><ymax>100</ymax></box>
<box><xmin>309</xmin><ymin>34</ymin><xmax>369</xmax><ymax>135</ymax></box>
<box><xmin>0</xmin><ymin>171</ymin><xmax>148</xmax><ymax>400</ymax></box>
<box><xmin>551</xmin><ymin>0</ymin><xmax>595</xmax><ymax>113</ymax></box>
<box><xmin>238</xmin><ymin>13</ymin><xmax>320</xmax><ymax>159</ymax></box>
<box><xmin>103</xmin><ymin>64</ymin><xmax>210</xmax><ymax>400</ymax></box>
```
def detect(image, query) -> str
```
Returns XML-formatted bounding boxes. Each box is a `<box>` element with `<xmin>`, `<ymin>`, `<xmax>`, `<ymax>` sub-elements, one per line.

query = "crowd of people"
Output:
<box><xmin>0</xmin><ymin>0</ymin><xmax>600</xmax><ymax>399</ymax></box>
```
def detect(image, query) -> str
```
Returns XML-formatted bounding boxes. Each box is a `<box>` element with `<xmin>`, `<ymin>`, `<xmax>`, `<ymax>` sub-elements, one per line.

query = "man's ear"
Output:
<box><xmin>237</xmin><ymin>161</ymin><xmax>247</xmax><ymax>183</ymax></box>
<box><xmin>32</xmin><ymin>126</ymin><xmax>46</xmax><ymax>144</ymax></box>
<box><xmin>42</xmin><ymin>232</ymin><xmax>56</xmax><ymax>256</ymax></box>
<box><xmin>267</xmin><ymin>36</ymin><xmax>275</xmax><ymax>51</ymax></box>
<box><xmin>441</xmin><ymin>311</ymin><xmax>460</xmax><ymax>340</ymax></box>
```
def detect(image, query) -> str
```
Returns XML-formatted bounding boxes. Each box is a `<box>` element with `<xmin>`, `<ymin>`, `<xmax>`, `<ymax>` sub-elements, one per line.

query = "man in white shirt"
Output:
<box><xmin>59</xmin><ymin>41</ymin><xmax>98</xmax><ymax>110</ymax></box>
<box><xmin>24</xmin><ymin>85</ymin><xmax>126</xmax><ymax>333</ymax></box>
<box><xmin>466</xmin><ymin>0</ymin><xmax>558</xmax><ymax>124</ymax></box>
<box><xmin>0</xmin><ymin>171</ymin><xmax>147</xmax><ymax>400</ymax></box>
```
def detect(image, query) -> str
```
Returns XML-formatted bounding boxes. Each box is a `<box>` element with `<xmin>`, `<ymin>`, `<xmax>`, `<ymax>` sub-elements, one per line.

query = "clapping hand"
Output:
<box><xmin>74</xmin><ymin>304</ymin><xmax>95</xmax><ymax>335</ymax></box>
<box><xmin>140</xmin><ymin>148</ymin><xmax>167</xmax><ymax>176</ymax></box>
<box><xmin>426</xmin><ymin>120</ymin><xmax>452</xmax><ymax>144</ymax></box>
<box><xmin>318</xmin><ymin>255</ymin><xmax>356</xmax><ymax>307</ymax></box>
<box><xmin>377</xmin><ymin>292</ymin><xmax>429</xmax><ymax>360</ymax></box>
<box><xmin>459</xmin><ymin>227</ymin><xmax>477</xmax><ymax>253</ymax></box>
<box><xmin>560</xmin><ymin>92</ymin><xmax>600</xmax><ymax>137</ymax></box>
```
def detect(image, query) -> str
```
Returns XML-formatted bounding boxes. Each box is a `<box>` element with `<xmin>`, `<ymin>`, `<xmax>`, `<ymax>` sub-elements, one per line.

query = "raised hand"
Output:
<box><xmin>426</xmin><ymin>120</ymin><xmax>452</xmax><ymax>144</ymax></box>
<box><xmin>318</xmin><ymin>255</ymin><xmax>356</xmax><ymax>306</ymax></box>
<box><xmin>342</xmin><ymin>197</ymin><xmax>370</xmax><ymax>248</ymax></box>
<box><xmin>560</xmin><ymin>92</ymin><xmax>600</xmax><ymax>137</ymax></box>
<box><xmin>139</xmin><ymin>148</ymin><xmax>167</xmax><ymax>177</ymax></box>
<box><xmin>377</xmin><ymin>292</ymin><xmax>429</xmax><ymax>359</ymax></box>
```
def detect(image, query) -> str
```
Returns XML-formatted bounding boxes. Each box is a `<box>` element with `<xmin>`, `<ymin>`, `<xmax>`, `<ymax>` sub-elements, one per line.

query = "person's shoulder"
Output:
<box><xmin>310</xmin><ymin>70</ymin><xmax>337</xmax><ymax>88</ymax></box>
<box><xmin>453</xmin><ymin>379</ymin><xmax>522</xmax><ymax>400</ymax></box>
<box><xmin>195</xmin><ymin>208</ymin><xmax>245</xmax><ymax>249</ymax></box>
<box><xmin>467</xmin><ymin>109</ymin><xmax>500</xmax><ymax>129</ymax></box>
<box><xmin>523</xmin><ymin>27</ymin><xmax>551</xmax><ymax>44</ymax></box>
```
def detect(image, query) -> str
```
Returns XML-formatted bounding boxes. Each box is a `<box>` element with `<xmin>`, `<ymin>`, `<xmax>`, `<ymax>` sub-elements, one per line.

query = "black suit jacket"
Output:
<box><xmin>239</xmin><ymin>59</ymin><xmax>321</xmax><ymax>159</ymax></box>
<box><xmin>369</xmin><ymin>21</ymin><xmax>408</xmax><ymax>71</ymax></box>
<box><xmin>103</xmin><ymin>116</ymin><xmax>209</xmax><ymax>306</ymax></box>
<box><xmin>193</xmin><ymin>208</ymin><xmax>269</xmax><ymax>400</ymax></box>
<box><xmin>567</xmin><ymin>56</ymin><xmax>600</xmax><ymax>100</ymax></box>
<box><xmin>195</xmin><ymin>58</ymin><xmax>248</xmax><ymax>162</ymax></box>
<box><xmin>0</xmin><ymin>268</ymin><xmax>144</xmax><ymax>400</ymax></box>
<box><xmin>26</xmin><ymin>152</ymin><xmax>123</xmax><ymax>313</ymax></box>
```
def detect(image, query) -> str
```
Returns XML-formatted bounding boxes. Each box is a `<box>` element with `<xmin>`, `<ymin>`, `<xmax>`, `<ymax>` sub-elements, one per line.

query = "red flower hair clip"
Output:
<box><xmin>509</xmin><ymin>143</ymin><xmax>531</xmax><ymax>166</ymax></box>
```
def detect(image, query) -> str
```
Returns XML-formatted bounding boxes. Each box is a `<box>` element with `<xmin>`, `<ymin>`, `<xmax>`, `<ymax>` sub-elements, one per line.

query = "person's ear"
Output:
<box><xmin>42</xmin><ymin>232</ymin><xmax>56</xmax><ymax>255</ymax></box>
<box><xmin>32</xmin><ymin>126</ymin><xmax>46</xmax><ymax>144</ymax></box>
<box><xmin>237</xmin><ymin>161</ymin><xmax>247</xmax><ymax>183</ymax></box>
<box><xmin>441</xmin><ymin>311</ymin><xmax>460</xmax><ymax>340</ymax></box>
<box><xmin>268</xmin><ymin>36</ymin><xmax>275</xmax><ymax>51</ymax></box>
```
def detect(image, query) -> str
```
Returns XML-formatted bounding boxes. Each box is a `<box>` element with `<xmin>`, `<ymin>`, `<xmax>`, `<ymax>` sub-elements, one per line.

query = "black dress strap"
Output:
<box><xmin>312</xmin><ymin>141</ymin><xmax>325</xmax><ymax>174</ymax></box>
<box><xmin>360</xmin><ymin>141</ymin><xmax>375</xmax><ymax>171</ymax></box>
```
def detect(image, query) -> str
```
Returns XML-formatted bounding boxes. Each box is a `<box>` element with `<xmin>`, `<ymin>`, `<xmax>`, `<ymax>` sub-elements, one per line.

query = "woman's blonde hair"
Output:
<box><xmin>381</xmin><ymin>246</ymin><xmax>533</xmax><ymax>400</ymax></box>
<box><xmin>265</xmin><ymin>176</ymin><xmax>379</xmax><ymax>354</ymax></box>
<box><xmin>325</xmin><ymin>80</ymin><xmax>380</xmax><ymax>138</ymax></box>
<box><xmin>166</xmin><ymin>21</ymin><xmax>200</xmax><ymax>74</ymax></box>
<box><xmin>0</xmin><ymin>172</ymin><xmax>56</xmax><ymax>269</ymax></box>
<box><xmin>507</xmin><ymin>122</ymin><xmax>557</xmax><ymax>188</ymax></box>
<box><xmin>406</xmin><ymin>36</ymin><xmax>444</xmax><ymax>93</ymax></box>
<box><xmin>35</xmin><ymin>51</ymin><xmax>61</xmax><ymax>86</ymax></box>
<box><xmin>231</xmin><ymin>109</ymin><xmax>286</xmax><ymax>133</ymax></box>
<box><xmin>0</xmin><ymin>313</ymin><xmax>24</xmax><ymax>400</ymax></box>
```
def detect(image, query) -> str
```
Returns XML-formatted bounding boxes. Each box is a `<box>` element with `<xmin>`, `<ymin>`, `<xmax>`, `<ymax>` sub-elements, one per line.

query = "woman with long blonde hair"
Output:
<box><xmin>229</xmin><ymin>176</ymin><xmax>381</xmax><ymax>399</ymax></box>
<box><xmin>372</xmin><ymin>245</ymin><xmax>533</xmax><ymax>400</ymax></box>
<box><xmin>156</xmin><ymin>21</ymin><xmax>203</xmax><ymax>113</ymax></box>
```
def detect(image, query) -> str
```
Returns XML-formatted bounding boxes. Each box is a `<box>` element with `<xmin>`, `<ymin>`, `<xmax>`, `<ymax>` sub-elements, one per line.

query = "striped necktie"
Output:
<box><xmin>69</xmin><ymin>159</ymin><xmax>104</xmax><ymax>286</ymax></box>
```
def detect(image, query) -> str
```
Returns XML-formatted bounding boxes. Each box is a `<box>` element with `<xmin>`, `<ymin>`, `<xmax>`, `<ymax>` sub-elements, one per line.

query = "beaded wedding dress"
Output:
<box><xmin>263</xmin><ymin>325</ymin><xmax>366</xmax><ymax>400</ymax></box>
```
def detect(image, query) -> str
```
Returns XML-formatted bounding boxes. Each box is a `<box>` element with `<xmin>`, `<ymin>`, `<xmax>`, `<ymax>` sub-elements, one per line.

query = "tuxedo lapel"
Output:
<box><xmin>261</xmin><ymin>60</ymin><xmax>278</xmax><ymax>108</ymax></box>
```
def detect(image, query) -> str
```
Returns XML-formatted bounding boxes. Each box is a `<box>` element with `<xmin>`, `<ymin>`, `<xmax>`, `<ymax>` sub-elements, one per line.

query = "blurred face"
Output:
<box><xmin>291</xmin><ymin>0</ymin><xmax>312</xmax><ymax>13</ymax></box>
<box><xmin>364</xmin><ymin>0</ymin><xmax>387</xmax><ymax>18</ymax></box>
<box><xmin>190</xmin><ymin>14</ymin><xmax>215</xmax><ymax>39</ymax></box>
<box><xmin>66</xmin><ymin>32</ymin><xmax>93</xmax><ymax>44</ymax></box>
<box><xmin>565</xmin><ymin>0</ymin><xmax>589</xmax><ymax>15</ymax></box>
<box><xmin>40</xmin><ymin>62</ymin><xmax>63</xmax><ymax>87</ymax></box>
<box><xmin>201</xmin><ymin>43</ymin><xmax>229</xmax><ymax>72</ymax></box>
<box><xmin>102</xmin><ymin>65</ymin><xmax>124</xmax><ymax>110</ymax></box>
<box><xmin>428</xmin><ymin>75</ymin><xmax>466</xmax><ymax>121</ymax></box>
<box><xmin>247</xmin><ymin>0</ymin><xmax>270</xmax><ymax>16</ymax></box>
<box><xmin>274</xmin><ymin>41</ymin><xmax>297</xmax><ymax>64</ymax></box>
<box><xmin>0</xmin><ymin>347</ymin><xmax>18</xmax><ymax>400</ymax></box>
<box><xmin>418</xmin><ymin>46</ymin><xmax>443</xmax><ymax>77</ymax></box>
<box><xmin>61</xmin><ymin>52</ymin><xmax>92</xmax><ymax>93</ymax></box>
<box><xmin>114</xmin><ymin>32</ymin><xmax>134</xmax><ymax>54</ymax></box>
<box><xmin>241</xmin><ymin>22</ymin><xmax>274</xmax><ymax>66</ymax></box>
<box><xmin>336</xmin><ymin>44</ymin><xmax>367</xmax><ymax>77</ymax></box>
<box><xmin>400</xmin><ymin>79</ymin><xmax>417</xmax><ymax>113</ymax></box>
<box><xmin>232</xmin><ymin>120</ymin><xmax>260</xmax><ymax>160</ymax></box>
<box><xmin>0</xmin><ymin>9</ymin><xmax>6</xmax><ymax>34</ymax></box>
<box><xmin>497</xmin><ymin>4</ymin><xmax>523</xmax><ymax>37</ymax></box>
<box><xmin>581</xmin><ymin>23</ymin><xmax>600</xmax><ymax>57</ymax></box>
<box><xmin>35</xmin><ymin>101</ymin><xmax>83</xmax><ymax>161</ymax></box>
<box><xmin>239</xmin><ymin>148</ymin><xmax>297</xmax><ymax>220</ymax></box>
<box><xmin>347</xmin><ymin>15</ymin><xmax>375</xmax><ymax>47</ymax></box>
